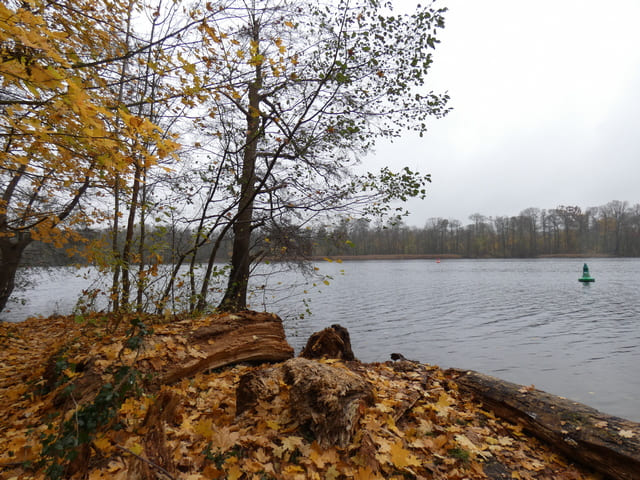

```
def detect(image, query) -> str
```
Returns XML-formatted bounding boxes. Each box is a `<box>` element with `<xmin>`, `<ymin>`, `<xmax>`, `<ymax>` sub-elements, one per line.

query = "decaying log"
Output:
<box><xmin>299</xmin><ymin>324</ymin><xmax>355</xmax><ymax>361</ymax></box>
<box><xmin>161</xmin><ymin>311</ymin><xmax>294</xmax><ymax>384</ymax></box>
<box><xmin>236</xmin><ymin>357</ymin><xmax>373</xmax><ymax>447</ymax></box>
<box><xmin>448</xmin><ymin>369</ymin><xmax>640</xmax><ymax>480</ymax></box>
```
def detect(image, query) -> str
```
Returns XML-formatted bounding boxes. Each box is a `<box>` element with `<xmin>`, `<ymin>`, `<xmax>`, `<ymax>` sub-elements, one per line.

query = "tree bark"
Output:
<box><xmin>236</xmin><ymin>357</ymin><xmax>374</xmax><ymax>447</ymax></box>
<box><xmin>0</xmin><ymin>237</ymin><xmax>30</xmax><ymax>315</ymax></box>
<box><xmin>448</xmin><ymin>368</ymin><xmax>640</xmax><ymax>480</ymax></box>
<box><xmin>300</xmin><ymin>324</ymin><xmax>356</xmax><ymax>361</ymax></box>
<box><xmin>160</xmin><ymin>310</ymin><xmax>293</xmax><ymax>384</ymax></box>
<box><xmin>218</xmin><ymin>20</ymin><xmax>262</xmax><ymax>313</ymax></box>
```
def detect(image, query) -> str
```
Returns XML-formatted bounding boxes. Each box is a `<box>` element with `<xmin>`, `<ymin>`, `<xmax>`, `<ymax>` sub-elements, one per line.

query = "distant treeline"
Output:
<box><xmin>22</xmin><ymin>200</ymin><xmax>640</xmax><ymax>266</ymax></box>
<box><xmin>313</xmin><ymin>201</ymin><xmax>640</xmax><ymax>258</ymax></box>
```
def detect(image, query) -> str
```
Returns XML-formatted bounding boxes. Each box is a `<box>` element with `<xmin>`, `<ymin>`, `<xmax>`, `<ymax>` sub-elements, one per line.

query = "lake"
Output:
<box><xmin>3</xmin><ymin>258</ymin><xmax>639</xmax><ymax>422</ymax></box>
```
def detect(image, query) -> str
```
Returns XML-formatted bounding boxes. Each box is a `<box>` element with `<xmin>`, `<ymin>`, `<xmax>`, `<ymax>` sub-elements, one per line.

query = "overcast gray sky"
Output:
<box><xmin>370</xmin><ymin>0</ymin><xmax>640</xmax><ymax>226</ymax></box>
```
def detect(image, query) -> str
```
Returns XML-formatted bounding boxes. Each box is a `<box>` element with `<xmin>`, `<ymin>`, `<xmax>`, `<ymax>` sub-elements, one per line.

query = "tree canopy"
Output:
<box><xmin>1</xmin><ymin>0</ymin><xmax>449</xmax><ymax>316</ymax></box>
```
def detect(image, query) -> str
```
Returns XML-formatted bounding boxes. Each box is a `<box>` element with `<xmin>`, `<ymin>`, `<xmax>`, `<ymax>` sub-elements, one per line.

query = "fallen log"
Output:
<box><xmin>161</xmin><ymin>311</ymin><xmax>294</xmax><ymax>384</ymax></box>
<box><xmin>448</xmin><ymin>368</ymin><xmax>640</xmax><ymax>480</ymax></box>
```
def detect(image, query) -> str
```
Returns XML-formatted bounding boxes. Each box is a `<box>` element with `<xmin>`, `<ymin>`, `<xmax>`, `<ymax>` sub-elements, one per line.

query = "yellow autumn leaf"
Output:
<box><xmin>195</xmin><ymin>418</ymin><xmax>214</xmax><ymax>439</ymax></box>
<box><xmin>266</xmin><ymin>419</ymin><xmax>280</xmax><ymax>431</ymax></box>
<box><xmin>325</xmin><ymin>465</ymin><xmax>340</xmax><ymax>480</ymax></box>
<box><xmin>224</xmin><ymin>458</ymin><xmax>243</xmax><ymax>480</ymax></box>
<box><xmin>390</xmin><ymin>440</ymin><xmax>421</xmax><ymax>469</ymax></box>
<box><xmin>61</xmin><ymin>368</ymin><xmax>80</xmax><ymax>379</ymax></box>
<box><xmin>281</xmin><ymin>435</ymin><xmax>305</xmax><ymax>452</ymax></box>
<box><xmin>354</xmin><ymin>466</ymin><xmax>384</xmax><ymax>480</ymax></box>
<box><xmin>128</xmin><ymin>442</ymin><xmax>143</xmax><ymax>456</ymax></box>
<box><xmin>432</xmin><ymin>391</ymin><xmax>453</xmax><ymax>416</ymax></box>
<box><xmin>93</xmin><ymin>436</ymin><xmax>112</xmax><ymax>452</ymax></box>
<box><xmin>309</xmin><ymin>443</ymin><xmax>339</xmax><ymax>469</ymax></box>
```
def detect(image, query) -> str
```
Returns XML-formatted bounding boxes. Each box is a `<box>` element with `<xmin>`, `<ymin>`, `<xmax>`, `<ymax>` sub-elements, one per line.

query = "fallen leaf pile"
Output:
<box><xmin>1</xmin><ymin>314</ymin><xmax>601</xmax><ymax>479</ymax></box>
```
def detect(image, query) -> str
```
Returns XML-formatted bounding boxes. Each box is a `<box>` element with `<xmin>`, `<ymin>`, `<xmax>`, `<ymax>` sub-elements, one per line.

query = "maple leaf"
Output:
<box><xmin>325</xmin><ymin>465</ymin><xmax>341</xmax><ymax>480</ymax></box>
<box><xmin>309</xmin><ymin>442</ymin><xmax>340</xmax><ymax>468</ymax></box>
<box><xmin>223</xmin><ymin>457</ymin><xmax>243</xmax><ymax>480</ymax></box>
<box><xmin>93</xmin><ymin>436</ymin><xmax>113</xmax><ymax>453</ymax></box>
<box><xmin>281</xmin><ymin>435</ymin><xmax>305</xmax><ymax>452</ymax></box>
<box><xmin>432</xmin><ymin>391</ymin><xmax>454</xmax><ymax>416</ymax></box>
<box><xmin>390</xmin><ymin>440</ymin><xmax>421</xmax><ymax>469</ymax></box>
<box><xmin>354</xmin><ymin>466</ymin><xmax>384</xmax><ymax>480</ymax></box>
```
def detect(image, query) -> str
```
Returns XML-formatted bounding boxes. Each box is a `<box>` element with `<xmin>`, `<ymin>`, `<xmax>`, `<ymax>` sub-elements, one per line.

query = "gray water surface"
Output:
<box><xmin>279</xmin><ymin>258</ymin><xmax>640</xmax><ymax>422</ymax></box>
<box><xmin>4</xmin><ymin>258</ymin><xmax>639</xmax><ymax>421</ymax></box>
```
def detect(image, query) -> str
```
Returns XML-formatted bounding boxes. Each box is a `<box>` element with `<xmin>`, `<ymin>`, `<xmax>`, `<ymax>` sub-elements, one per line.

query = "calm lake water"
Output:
<box><xmin>3</xmin><ymin>258</ymin><xmax>639</xmax><ymax>422</ymax></box>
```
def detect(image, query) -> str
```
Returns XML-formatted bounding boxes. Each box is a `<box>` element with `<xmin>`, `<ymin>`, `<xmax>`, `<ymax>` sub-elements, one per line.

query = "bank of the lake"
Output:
<box><xmin>0</xmin><ymin>314</ymin><xmax>619</xmax><ymax>480</ymax></box>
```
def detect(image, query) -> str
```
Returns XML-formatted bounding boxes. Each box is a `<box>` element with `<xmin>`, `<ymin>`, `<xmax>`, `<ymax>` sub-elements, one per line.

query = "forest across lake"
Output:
<box><xmin>20</xmin><ymin>200</ymin><xmax>640</xmax><ymax>272</ymax></box>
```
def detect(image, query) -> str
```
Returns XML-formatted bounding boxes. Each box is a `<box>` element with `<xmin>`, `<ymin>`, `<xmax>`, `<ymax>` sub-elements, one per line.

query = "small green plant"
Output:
<box><xmin>123</xmin><ymin>317</ymin><xmax>153</xmax><ymax>352</ymax></box>
<box><xmin>203</xmin><ymin>443</ymin><xmax>243</xmax><ymax>468</ymax></box>
<box><xmin>40</xmin><ymin>365</ymin><xmax>141</xmax><ymax>479</ymax></box>
<box><xmin>448</xmin><ymin>447</ymin><xmax>470</xmax><ymax>463</ymax></box>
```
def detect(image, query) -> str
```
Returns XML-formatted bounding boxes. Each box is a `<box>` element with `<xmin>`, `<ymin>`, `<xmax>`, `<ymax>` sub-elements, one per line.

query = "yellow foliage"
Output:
<box><xmin>0</xmin><ymin>0</ymin><xmax>180</xmax><ymax>253</ymax></box>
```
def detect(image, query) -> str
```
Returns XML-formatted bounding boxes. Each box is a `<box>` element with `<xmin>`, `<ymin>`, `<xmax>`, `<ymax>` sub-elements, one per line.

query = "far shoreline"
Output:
<box><xmin>306</xmin><ymin>253</ymin><xmax>616</xmax><ymax>261</ymax></box>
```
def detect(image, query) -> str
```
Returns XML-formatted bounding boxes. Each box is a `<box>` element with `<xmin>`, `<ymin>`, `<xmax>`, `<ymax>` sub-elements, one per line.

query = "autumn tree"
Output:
<box><xmin>0</xmin><ymin>0</ymin><xmax>178</xmax><ymax>314</ymax></box>
<box><xmin>176</xmin><ymin>0</ymin><xmax>449</xmax><ymax>312</ymax></box>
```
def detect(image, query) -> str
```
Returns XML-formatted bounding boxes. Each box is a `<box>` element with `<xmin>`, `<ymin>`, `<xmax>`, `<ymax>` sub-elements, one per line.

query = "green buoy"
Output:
<box><xmin>579</xmin><ymin>263</ymin><xmax>595</xmax><ymax>283</ymax></box>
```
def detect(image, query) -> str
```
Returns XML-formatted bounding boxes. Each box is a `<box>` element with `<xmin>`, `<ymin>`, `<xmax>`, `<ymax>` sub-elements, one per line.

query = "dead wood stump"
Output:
<box><xmin>127</xmin><ymin>389</ymin><xmax>180</xmax><ymax>480</ymax></box>
<box><xmin>299</xmin><ymin>324</ymin><xmax>355</xmax><ymax>361</ymax></box>
<box><xmin>236</xmin><ymin>357</ymin><xmax>373</xmax><ymax>447</ymax></box>
<box><xmin>161</xmin><ymin>311</ymin><xmax>294</xmax><ymax>384</ymax></box>
<box><xmin>448</xmin><ymin>368</ymin><xmax>640</xmax><ymax>480</ymax></box>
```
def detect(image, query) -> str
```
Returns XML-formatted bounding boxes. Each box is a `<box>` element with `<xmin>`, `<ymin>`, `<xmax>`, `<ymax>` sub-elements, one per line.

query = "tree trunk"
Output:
<box><xmin>121</xmin><ymin>161</ymin><xmax>142</xmax><ymax>309</ymax></box>
<box><xmin>0</xmin><ymin>237</ymin><xmax>30</xmax><ymax>315</ymax></box>
<box><xmin>236</xmin><ymin>357</ymin><xmax>374</xmax><ymax>447</ymax></box>
<box><xmin>218</xmin><ymin>32</ymin><xmax>262</xmax><ymax>312</ymax></box>
<box><xmin>448</xmin><ymin>368</ymin><xmax>640</xmax><ymax>480</ymax></box>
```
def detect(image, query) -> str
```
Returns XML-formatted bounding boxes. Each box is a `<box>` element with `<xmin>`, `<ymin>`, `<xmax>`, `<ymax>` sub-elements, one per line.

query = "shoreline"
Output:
<box><xmin>2</xmin><ymin>313</ymin><xmax>633</xmax><ymax>479</ymax></box>
<box><xmin>307</xmin><ymin>253</ymin><xmax>616</xmax><ymax>261</ymax></box>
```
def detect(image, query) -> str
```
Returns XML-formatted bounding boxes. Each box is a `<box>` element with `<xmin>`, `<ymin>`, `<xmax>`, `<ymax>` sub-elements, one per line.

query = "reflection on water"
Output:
<box><xmin>3</xmin><ymin>259</ymin><xmax>640</xmax><ymax>422</ymax></box>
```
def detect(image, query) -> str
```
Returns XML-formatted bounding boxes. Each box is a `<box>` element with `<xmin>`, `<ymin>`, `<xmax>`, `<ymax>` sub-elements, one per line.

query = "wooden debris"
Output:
<box><xmin>161</xmin><ymin>311</ymin><xmax>294</xmax><ymax>384</ymax></box>
<box><xmin>449</xmin><ymin>368</ymin><xmax>640</xmax><ymax>480</ymax></box>
<box><xmin>127</xmin><ymin>389</ymin><xmax>180</xmax><ymax>480</ymax></box>
<box><xmin>236</xmin><ymin>357</ymin><xmax>373</xmax><ymax>447</ymax></box>
<box><xmin>299</xmin><ymin>324</ymin><xmax>355</xmax><ymax>361</ymax></box>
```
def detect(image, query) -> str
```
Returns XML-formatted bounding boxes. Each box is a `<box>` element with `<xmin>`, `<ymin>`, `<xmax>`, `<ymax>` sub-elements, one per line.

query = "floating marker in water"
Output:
<box><xmin>579</xmin><ymin>263</ymin><xmax>595</xmax><ymax>283</ymax></box>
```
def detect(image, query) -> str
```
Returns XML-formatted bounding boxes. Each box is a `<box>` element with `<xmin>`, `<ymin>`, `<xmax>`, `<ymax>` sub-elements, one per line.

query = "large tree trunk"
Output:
<box><xmin>218</xmin><ymin>21</ymin><xmax>262</xmax><ymax>313</ymax></box>
<box><xmin>448</xmin><ymin>368</ymin><xmax>640</xmax><ymax>480</ymax></box>
<box><xmin>218</xmin><ymin>94</ymin><xmax>260</xmax><ymax>311</ymax></box>
<box><xmin>0</xmin><ymin>237</ymin><xmax>30</xmax><ymax>315</ymax></box>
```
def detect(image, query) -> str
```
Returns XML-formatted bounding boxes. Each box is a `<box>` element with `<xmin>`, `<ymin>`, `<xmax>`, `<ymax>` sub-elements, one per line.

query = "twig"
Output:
<box><xmin>115</xmin><ymin>444</ymin><xmax>177</xmax><ymax>480</ymax></box>
<box><xmin>393</xmin><ymin>390</ymin><xmax>422</xmax><ymax>423</ymax></box>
